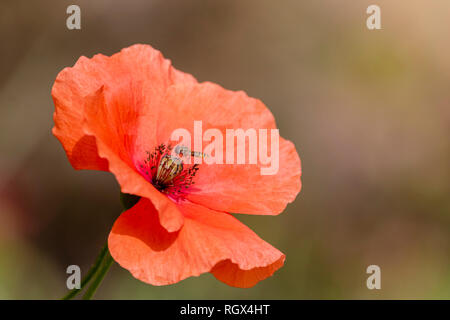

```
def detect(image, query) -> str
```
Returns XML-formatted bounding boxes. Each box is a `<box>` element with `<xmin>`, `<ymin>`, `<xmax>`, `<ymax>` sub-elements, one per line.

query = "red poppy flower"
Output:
<box><xmin>52</xmin><ymin>44</ymin><xmax>301</xmax><ymax>288</ymax></box>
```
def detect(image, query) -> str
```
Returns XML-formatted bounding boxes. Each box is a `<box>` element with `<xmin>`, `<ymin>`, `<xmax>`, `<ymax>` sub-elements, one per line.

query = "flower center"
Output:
<box><xmin>139</xmin><ymin>144</ymin><xmax>199</xmax><ymax>199</ymax></box>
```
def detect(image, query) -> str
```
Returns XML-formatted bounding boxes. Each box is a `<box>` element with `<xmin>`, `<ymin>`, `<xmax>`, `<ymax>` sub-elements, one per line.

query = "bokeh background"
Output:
<box><xmin>1</xmin><ymin>0</ymin><xmax>450</xmax><ymax>299</ymax></box>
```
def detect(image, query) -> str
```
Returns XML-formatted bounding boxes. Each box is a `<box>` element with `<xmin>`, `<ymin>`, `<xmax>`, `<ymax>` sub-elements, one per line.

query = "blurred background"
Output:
<box><xmin>1</xmin><ymin>0</ymin><xmax>450</xmax><ymax>299</ymax></box>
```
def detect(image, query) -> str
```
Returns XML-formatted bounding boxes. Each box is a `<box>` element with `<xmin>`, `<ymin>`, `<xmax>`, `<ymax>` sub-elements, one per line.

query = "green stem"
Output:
<box><xmin>62</xmin><ymin>243</ymin><xmax>109</xmax><ymax>300</ymax></box>
<box><xmin>62</xmin><ymin>193</ymin><xmax>139</xmax><ymax>300</ymax></box>
<box><xmin>82</xmin><ymin>250</ymin><xmax>114</xmax><ymax>300</ymax></box>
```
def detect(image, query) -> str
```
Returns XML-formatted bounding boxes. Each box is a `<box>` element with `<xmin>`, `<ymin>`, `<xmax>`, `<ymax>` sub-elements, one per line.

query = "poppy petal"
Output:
<box><xmin>156</xmin><ymin>82</ymin><xmax>301</xmax><ymax>215</ymax></box>
<box><xmin>108</xmin><ymin>198</ymin><xmax>285</xmax><ymax>288</ymax></box>
<box><xmin>83</xmin><ymin>87</ymin><xmax>184</xmax><ymax>232</ymax></box>
<box><xmin>52</xmin><ymin>44</ymin><xmax>195</xmax><ymax>171</ymax></box>
<box><xmin>189</xmin><ymin>138</ymin><xmax>301</xmax><ymax>215</ymax></box>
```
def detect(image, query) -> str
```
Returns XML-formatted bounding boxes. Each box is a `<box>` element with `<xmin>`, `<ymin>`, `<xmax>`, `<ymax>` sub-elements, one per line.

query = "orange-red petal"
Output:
<box><xmin>108</xmin><ymin>198</ymin><xmax>285</xmax><ymax>287</ymax></box>
<box><xmin>52</xmin><ymin>44</ymin><xmax>197</xmax><ymax>231</ymax></box>
<box><xmin>156</xmin><ymin>82</ymin><xmax>302</xmax><ymax>215</ymax></box>
<box><xmin>52</xmin><ymin>44</ymin><xmax>195</xmax><ymax>171</ymax></box>
<box><xmin>82</xmin><ymin>87</ymin><xmax>184</xmax><ymax>232</ymax></box>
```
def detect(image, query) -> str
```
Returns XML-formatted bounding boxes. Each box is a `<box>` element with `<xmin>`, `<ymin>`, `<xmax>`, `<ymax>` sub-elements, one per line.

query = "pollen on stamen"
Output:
<box><xmin>137</xmin><ymin>143</ymin><xmax>200</xmax><ymax>199</ymax></box>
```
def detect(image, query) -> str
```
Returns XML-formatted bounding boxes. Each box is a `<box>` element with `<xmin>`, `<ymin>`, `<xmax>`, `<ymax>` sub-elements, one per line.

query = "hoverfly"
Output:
<box><xmin>174</xmin><ymin>145</ymin><xmax>208</xmax><ymax>160</ymax></box>
<box><xmin>155</xmin><ymin>145</ymin><xmax>207</xmax><ymax>187</ymax></box>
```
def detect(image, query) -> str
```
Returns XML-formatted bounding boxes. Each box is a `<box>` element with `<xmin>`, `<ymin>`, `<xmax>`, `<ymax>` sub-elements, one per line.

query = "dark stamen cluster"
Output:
<box><xmin>139</xmin><ymin>143</ymin><xmax>199</xmax><ymax>199</ymax></box>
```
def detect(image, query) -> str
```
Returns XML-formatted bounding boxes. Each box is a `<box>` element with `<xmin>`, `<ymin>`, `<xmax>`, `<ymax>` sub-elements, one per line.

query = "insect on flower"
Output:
<box><xmin>174</xmin><ymin>145</ymin><xmax>208</xmax><ymax>160</ymax></box>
